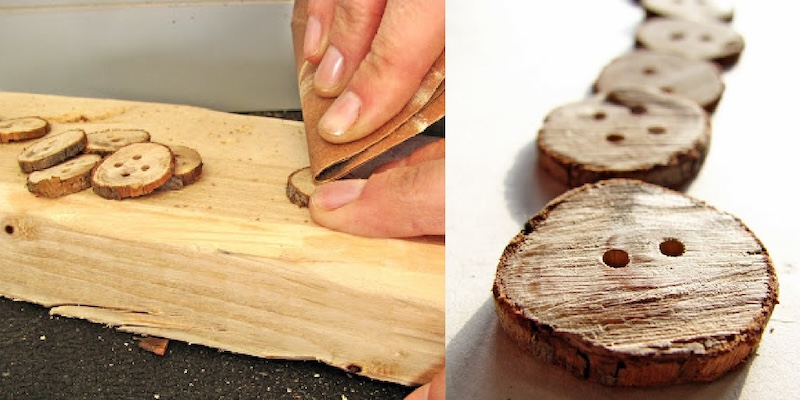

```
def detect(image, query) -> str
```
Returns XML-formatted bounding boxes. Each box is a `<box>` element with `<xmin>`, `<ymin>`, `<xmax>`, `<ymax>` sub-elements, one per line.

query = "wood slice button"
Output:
<box><xmin>91</xmin><ymin>142</ymin><xmax>174</xmax><ymax>200</ymax></box>
<box><xmin>86</xmin><ymin>129</ymin><xmax>151</xmax><ymax>156</ymax></box>
<box><xmin>27</xmin><ymin>154</ymin><xmax>102</xmax><ymax>198</ymax></box>
<box><xmin>0</xmin><ymin>116</ymin><xmax>50</xmax><ymax>143</ymax></box>
<box><xmin>636</xmin><ymin>18</ymin><xmax>744</xmax><ymax>65</ymax></box>
<box><xmin>493</xmin><ymin>179</ymin><xmax>778</xmax><ymax>387</ymax></box>
<box><xmin>594</xmin><ymin>50</ymin><xmax>724</xmax><ymax>111</ymax></box>
<box><xmin>18</xmin><ymin>129</ymin><xmax>87</xmax><ymax>173</ymax></box>
<box><xmin>170</xmin><ymin>145</ymin><xmax>203</xmax><ymax>186</ymax></box>
<box><xmin>537</xmin><ymin>88</ymin><xmax>710</xmax><ymax>189</ymax></box>
<box><xmin>642</xmin><ymin>0</ymin><xmax>734</xmax><ymax>22</ymax></box>
<box><xmin>286</xmin><ymin>166</ymin><xmax>316</xmax><ymax>207</ymax></box>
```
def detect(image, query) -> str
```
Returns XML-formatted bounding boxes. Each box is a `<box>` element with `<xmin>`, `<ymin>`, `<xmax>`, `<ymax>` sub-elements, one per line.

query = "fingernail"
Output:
<box><xmin>318</xmin><ymin>91</ymin><xmax>361</xmax><ymax>142</ymax></box>
<box><xmin>303</xmin><ymin>16</ymin><xmax>322</xmax><ymax>59</ymax></box>
<box><xmin>310</xmin><ymin>179</ymin><xmax>367</xmax><ymax>210</ymax></box>
<box><xmin>314</xmin><ymin>45</ymin><xmax>345</xmax><ymax>92</ymax></box>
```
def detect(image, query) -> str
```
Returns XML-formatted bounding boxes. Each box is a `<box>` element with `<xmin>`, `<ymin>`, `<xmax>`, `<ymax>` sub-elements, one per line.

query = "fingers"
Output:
<box><xmin>309</xmin><ymin>158</ymin><xmax>444</xmax><ymax>238</ymax></box>
<box><xmin>307</xmin><ymin>0</ymin><xmax>388</xmax><ymax>97</ymax></box>
<box><xmin>303</xmin><ymin>0</ymin><xmax>336</xmax><ymax>62</ymax></box>
<box><xmin>404</xmin><ymin>368</ymin><xmax>446</xmax><ymax>400</ymax></box>
<box><xmin>315</xmin><ymin>0</ymin><xmax>445</xmax><ymax>143</ymax></box>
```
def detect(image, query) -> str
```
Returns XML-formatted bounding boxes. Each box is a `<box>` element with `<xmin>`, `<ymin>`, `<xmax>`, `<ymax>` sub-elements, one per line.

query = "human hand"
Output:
<box><xmin>309</xmin><ymin>139</ymin><xmax>444</xmax><ymax>237</ymax></box>
<box><xmin>405</xmin><ymin>367</ymin><xmax>445</xmax><ymax>400</ymax></box>
<box><xmin>302</xmin><ymin>0</ymin><xmax>445</xmax><ymax>144</ymax></box>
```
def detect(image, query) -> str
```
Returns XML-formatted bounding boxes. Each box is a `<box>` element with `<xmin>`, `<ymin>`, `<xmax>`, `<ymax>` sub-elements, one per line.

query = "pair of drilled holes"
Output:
<box><xmin>113</xmin><ymin>154</ymin><xmax>150</xmax><ymax>177</ymax></box>
<box><xmin>641</xmin><ymin>67</ymin><xmax>675</xmax><ymax>94</ymax></box>
<box><xmin>670</xmin><ymin>31</ymin><xmax>714</xmax><ymax>42</ymax></box>
<box><xmin>602</xmin><ymin>239</ymin><xmax>685</xmax><ymax>268</ymax></box>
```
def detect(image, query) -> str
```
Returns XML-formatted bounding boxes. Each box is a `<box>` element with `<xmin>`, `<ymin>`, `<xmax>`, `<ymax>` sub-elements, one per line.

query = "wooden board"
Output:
<box><xmin>0</xmin><ymin>91</ymin><xmax>444</xmax><ymax>386</ymax></box>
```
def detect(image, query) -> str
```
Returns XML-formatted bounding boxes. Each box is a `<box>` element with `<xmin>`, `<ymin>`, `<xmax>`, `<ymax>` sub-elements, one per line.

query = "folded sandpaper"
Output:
<box><xmin>290</xmin><ymin>0</ymin><xmax>445</xmax><ymax>183</ymax></box>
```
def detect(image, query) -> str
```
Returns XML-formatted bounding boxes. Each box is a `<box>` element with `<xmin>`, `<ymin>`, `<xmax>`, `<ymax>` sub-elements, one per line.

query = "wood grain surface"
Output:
<box><xmin>537</xmin><ymin>88</ymin><xmax>710</xmax><ymax>189</ymax></box>
<box><xmin>494</xmin><ymin>179</ymin><xmax>778</xmax><ymax>386</ymax></box>
<box><xmin>0</xmin><ymin>91</ymin><xmax>444</xmax><ymax>386</ymax></box>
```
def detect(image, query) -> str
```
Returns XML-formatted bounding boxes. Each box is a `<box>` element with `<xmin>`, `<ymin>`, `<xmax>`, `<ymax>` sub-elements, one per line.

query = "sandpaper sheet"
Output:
<box><xmin>290</xmin><ymin>0</ymin><xmax>445</xmax><ymax>183</ymax></box>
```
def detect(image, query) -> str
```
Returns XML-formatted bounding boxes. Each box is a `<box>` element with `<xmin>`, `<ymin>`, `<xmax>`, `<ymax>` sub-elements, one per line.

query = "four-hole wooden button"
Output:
<box><xmin>537</xmin><ymin>88</ymin><xmax>710</xmax><ymax>190</ymax></box>
<box><xmin>594</xmin><ymin>50</ymin><xmax>724</xmax><ymax>112</ymax></box>
<box><xmin>493</xmin><ymin>179</ymin><xmax>778</xmax><ymax>387</ymax></box>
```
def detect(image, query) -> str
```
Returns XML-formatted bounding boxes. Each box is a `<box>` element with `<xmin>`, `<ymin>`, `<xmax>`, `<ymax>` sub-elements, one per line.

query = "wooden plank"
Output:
<box><xmin>0</xmin><ymin>91</ymin><xmax>444</xmax><ymax>385</ymax></box>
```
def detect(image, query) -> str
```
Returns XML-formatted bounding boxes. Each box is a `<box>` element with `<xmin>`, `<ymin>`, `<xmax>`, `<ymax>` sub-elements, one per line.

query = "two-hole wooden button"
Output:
<box><xmin>636</xmin><ymin>18</ymin><xmax>744</xmax><ymax>65</ymax></box>
<box><xmin>493</xmin><ymin>179</ymin><xmax>778</xmax><ymax>387</ymax></box>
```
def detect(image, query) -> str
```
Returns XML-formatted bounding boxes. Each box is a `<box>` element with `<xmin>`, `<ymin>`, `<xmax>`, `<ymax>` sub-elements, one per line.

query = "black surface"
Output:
<box><xmin>0</xmin><ymin>298</ymin><xmax>412</xmax><ymax>399</ymax></box>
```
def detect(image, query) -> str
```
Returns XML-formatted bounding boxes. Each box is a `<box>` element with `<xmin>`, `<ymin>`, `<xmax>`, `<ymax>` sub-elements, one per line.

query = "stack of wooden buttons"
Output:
<box><xmin>494</xmin><ymin>1</ymin><xmax>779</xmax><ymax>387</ymax></box>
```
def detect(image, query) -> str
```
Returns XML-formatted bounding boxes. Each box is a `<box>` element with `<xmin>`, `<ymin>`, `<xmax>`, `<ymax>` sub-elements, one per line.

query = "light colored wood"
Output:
<box><xmin>18</xmin><ymin>128</ymin><xmax>87</xmax><ymax>173</ymax></box>
<box><xmin>594</xmin><ymin>50</ymin><xmax>724</xmax><ymax>112</ymax></box>
<box><xmin>0</xmin><ymin>91</ymin><xmax>444</xmax><ymax>386</ymax></box>
<box><xmin>636</xmin><ymin>18</ymin><xmax>744</xmax><ymax>65</ymax></box>
<box><xmin>286</xmin><ymin>166</ymin><xmax>316</xmax><ymax>208</ymax></box>
<box><xmin>27</xmin><ymin>153</ymin><xmax>101</xmax><ymax>198</ymax></box>
<box><xmin>85</xmin><ymin>128</ymin><xmax>151</xmax><ymax>156</ymax></box>
<box><xmin>0</xmin><ymin>116</ymin><xmax>50</xmax><ymax>143</ymax></box>
<box><xmin>169</xmin><ymin>145</ymin><xmax>203</xmax><ymax>186</ymax></box>
<box><xmin>537</xmin><ymin>88</ymin><xmax>710</xmax><ymax>189</ymax></box>
<box><xmin>494</xmin><ymin>179</ymin><xmax>778</xmax><ymax>387</ymax></box>
<box><xmin>642</xmin><ymin>0</ymin><xmax>734</xmax><ymax>22</ymax></box>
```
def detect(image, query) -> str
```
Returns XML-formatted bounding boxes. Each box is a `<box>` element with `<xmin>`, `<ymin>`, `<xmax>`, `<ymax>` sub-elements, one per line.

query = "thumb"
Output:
<box><xmin>405</xmin><ymin>368</ymin><xmax>446</xmax><ymax>400</ymax></box>
<box><xmin>309</xmin><ymin>158</ymin><xmax>444</xmax><ymax>237</ymax></box>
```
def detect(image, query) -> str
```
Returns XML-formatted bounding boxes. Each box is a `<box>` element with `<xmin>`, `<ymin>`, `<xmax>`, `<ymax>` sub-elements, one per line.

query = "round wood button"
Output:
<box><xmin>636</xmin><ymin>18</ymin><xmax>744</xmax><ymax>65</ymax></box>
<box><xmin>494</xmin><ymin>179</ymin><xmax>778</xmax><ymax>387</ymax></box>
<box><xmin>0</xmin><ymin>116</ymin><xmax>50</xmax><ymax>143</ymax></box>
<box><xmin>594</xmin><ymin>50</ymin><xmax>724</xmax><ymax>112</ymax></box>
<box><xmin>18</xmin><ymin>129</ymin><xmax>87</xmax><ymax>173</ymax></box>
<box><xmin>86</xmin><ymin>128</ymin><xmax>151</xmax><ymax>156</ymax></box>
<box><xmin>642</xmin><ymin>0</ymin><xmax>734</xmax><ymax>22</ymax></box>
<box><xmin>91</xmin><ymin>142</ymin><xmax>175</xmax><ymax>200</ymax></box>
<box><xmin>537</xmin><ymin>88</ymin><xmax>710</xmax><ymax>190</ymax></box>
<box><xmin>27</xmin><ymin>154</ymin><xmax>102</xmax><ymax>198</ymax></box>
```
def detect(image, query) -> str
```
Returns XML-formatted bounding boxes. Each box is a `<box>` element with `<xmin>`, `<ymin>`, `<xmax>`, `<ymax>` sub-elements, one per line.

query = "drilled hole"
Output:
<box><xmin>700</xmin><ymin>33</ymin><xmax>713</xmax><ymax>42</ymax></box>
<box><xmin>648</xmin><ymin>126</ymin><xmax>666</xmax><ymax>134</ymax></box>
<box><xmin>670</xmin><ymin>31</ymin><xmax>685</xmax><ymax>41</ymax></box>
<box><xmin>603</xmin><ymin>249</ymin><xmax>629</xmax><ymax>268</ymax></box>
<box><xmin>110</xmin><ymin>138</ymin><xmax>122</xmax><ymax>143</ymax></box>
<box><xmin>660</xmin><ymin>86</ymin><xmax>675</xmax><ymax>93</ymax></box>
<box><xmin>141</xmin><ymin>165</ymin><xmax>150</xmax><ymax>171</ymax></box>
<box><xmin>724</xmin><ymin>40</ymin><xmax>740</xmax><ymax>51</ymax></box>
<box><xmin>593</xmin><ymin>111</ymin><xmax>607</xmax><ymax>120</ymax></box>
<box><xmin>630</xmin><ymin>105</ymin><xmax>648</xmax><ymax>115</ymax></box>
<box><xmin>660</xmin><ymin>239</ymin><xmax>685</xmax><ymax>256</ymax></box>
<box><xmin>642</xmin><ymin>66</ymin><xmax>658</xmax><ymax>75</ymax></box>
<box><xmin>4</xmin><ymin>225</ymin><xmax>14</xmax><ymax>235</ymax></box>
<box><xmin>114</xmin><ymin>162</ymin><xmax>123</xmax><ymax>168</ymax></box>
<box><xmin>121</xmin><ymin>172</ymin><xmax>131</xmax><ymax>178</ymax></box>
<box><xmin>346</xmin><ymin>364</ymin><xmax>363</xmax><ymax>374</ymax></box>
<box><xmin>132</xmin><ymin>155</ymin><xmax>142</xmax><ymax>160</ymax></box>
<box><xmin>606</xmin><ymin>133</ymin><xmax>625</xmax><ymax>143</ymax></box>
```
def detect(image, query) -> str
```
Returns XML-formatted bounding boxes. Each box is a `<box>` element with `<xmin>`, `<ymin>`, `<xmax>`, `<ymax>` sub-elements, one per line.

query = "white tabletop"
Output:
<box><xmin>446</xmin><ymin>1</ymin><xmax>800</xmax><ymax>398</ymax></box>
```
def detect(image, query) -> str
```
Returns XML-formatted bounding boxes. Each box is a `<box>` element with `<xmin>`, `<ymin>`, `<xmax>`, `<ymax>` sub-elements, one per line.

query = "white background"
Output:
<box><xmin>447</xmin><ymin>1</ymin><xmax>800</xmax><ymax>399</ymax></box>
